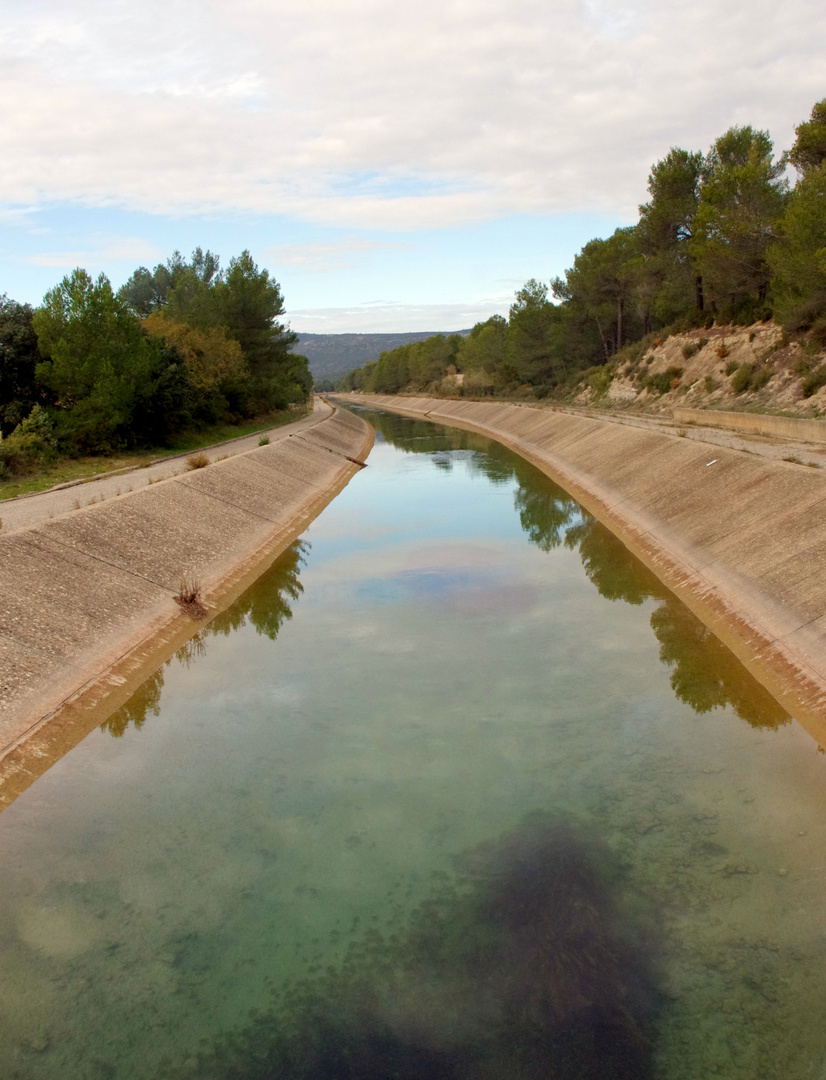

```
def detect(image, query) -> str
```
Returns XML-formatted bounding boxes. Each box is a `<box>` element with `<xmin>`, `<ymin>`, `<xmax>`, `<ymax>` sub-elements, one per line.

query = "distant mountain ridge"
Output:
<box><xmin>294</xmin><ymin>331</ymin><xmax>471</xmax><ymax>383</ymax></box>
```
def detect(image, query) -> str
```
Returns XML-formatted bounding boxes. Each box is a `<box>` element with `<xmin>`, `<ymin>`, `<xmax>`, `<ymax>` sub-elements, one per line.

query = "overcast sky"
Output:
<box><xmin>2</xmin><ymin>0</ymin><xmax>823</xmax><ymax>331</ymax></box>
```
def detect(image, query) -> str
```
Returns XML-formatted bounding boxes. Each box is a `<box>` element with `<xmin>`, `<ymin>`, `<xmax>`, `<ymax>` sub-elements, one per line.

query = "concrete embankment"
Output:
<box><xmin>672</xmin><ymin>407</ymin><xmax>826</xmax><ymax>444</ymax></box>
<box><xmin>0</xmin><ymin>399</ymin><xmax>338</xmax><ymax>534</ymax></box>
<box><xmin>0</xmin><ymin>405</ymin><xmax>373</xmax><ymax>807</ymax></box>
<box><xmin>341</xmin><ymin>394</ymin><xmax>826</xmax><ymax>738</ymax></box>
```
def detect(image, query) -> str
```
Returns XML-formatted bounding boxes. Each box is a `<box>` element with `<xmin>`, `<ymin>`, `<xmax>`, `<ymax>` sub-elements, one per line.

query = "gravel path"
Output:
<box><xmin>0</xmin><ymin>398</ymin><xmax>333</xmax><ymax>536</ymax></box>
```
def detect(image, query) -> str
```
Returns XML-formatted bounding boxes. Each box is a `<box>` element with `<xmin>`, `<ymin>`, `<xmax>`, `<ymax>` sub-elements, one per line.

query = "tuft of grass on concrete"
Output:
<box><xmin>174</xmin><ymin>575</ymin><xmax>207</xmax><ymax>619</ymax></box>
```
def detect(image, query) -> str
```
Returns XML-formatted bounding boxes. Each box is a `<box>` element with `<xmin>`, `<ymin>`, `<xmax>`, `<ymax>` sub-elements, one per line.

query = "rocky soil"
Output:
<box><xmin>576</xmin><ymin>322</ymin><xmax>826</xmax><ymax>418</ymax></box>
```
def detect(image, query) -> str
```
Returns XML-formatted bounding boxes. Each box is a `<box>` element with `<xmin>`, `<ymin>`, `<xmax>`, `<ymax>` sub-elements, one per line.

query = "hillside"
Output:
<box><xmin>294</xmin><ymin>331</ymin><xmax>471</xmax><ymax>384</ymax></box>
<box><xmin>578</xmin><ymin>322</ymin><xmax>826</xmax><ymax>418</ymax></box>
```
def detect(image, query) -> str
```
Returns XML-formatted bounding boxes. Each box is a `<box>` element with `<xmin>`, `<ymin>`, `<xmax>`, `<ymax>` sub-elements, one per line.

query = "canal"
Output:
<box><xmin>0</xmin><ymin>406</ymin><xmax>825</xmax><ymax>1079</ymax></box>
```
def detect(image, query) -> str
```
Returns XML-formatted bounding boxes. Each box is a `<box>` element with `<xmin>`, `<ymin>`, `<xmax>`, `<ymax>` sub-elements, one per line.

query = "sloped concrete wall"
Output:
<box><xmin>0</xmin><ymin>406</ymin><xmax>373</xmax><ymax>802</ymax></box>
<box><xmin>673</xmin><ymin>407</ymin><xmax>826</xmax><ymax>443</ymax></box>
<box><xmin>343</xmin><ymin>394</ymin><xmax>826</xmax><ymax>738</ymax></box>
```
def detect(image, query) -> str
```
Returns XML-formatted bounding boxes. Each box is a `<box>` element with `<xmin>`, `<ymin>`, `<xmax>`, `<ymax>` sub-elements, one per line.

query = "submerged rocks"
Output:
<box><xmin>175</xmin><ymin>814</ymin><xmax>663</xmax><ymax>1080</ymax></box>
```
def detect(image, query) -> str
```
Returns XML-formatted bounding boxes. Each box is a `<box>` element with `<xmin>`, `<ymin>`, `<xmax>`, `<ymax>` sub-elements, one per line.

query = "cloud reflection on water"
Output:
<box><xmin>102</xmin><ymin>412</ymin><xmax>790</xmax><ymax>739</ymax></box>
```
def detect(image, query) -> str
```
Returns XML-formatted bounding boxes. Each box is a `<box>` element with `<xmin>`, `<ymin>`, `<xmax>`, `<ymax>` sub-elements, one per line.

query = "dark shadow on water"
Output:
<box><xmin>166</xmin><ymin>813</ymin><xmax>663</xmax><ymax>1080</ymax></box>
<box><xmin>100</xmin><ymin>540</ymin><xmax>309</xmax><ymax>739</ymax></box>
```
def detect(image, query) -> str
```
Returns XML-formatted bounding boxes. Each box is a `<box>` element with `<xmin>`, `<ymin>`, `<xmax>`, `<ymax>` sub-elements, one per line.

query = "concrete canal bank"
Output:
<box><xmin>0</xmin><ymin>404</ymin><xmax>373</xmax><ymax>807</ymax></box>
<box><xmin>341</xmin><ymin>394</ymin><xmax>826</xmax><ymax>738</ymax></box>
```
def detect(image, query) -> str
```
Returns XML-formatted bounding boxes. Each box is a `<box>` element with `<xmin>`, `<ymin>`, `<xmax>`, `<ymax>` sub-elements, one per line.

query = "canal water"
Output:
<box><xmin>1</xmin><ymin>406</ymin><xmax>826</xmax><ymax>1079</ymax></box>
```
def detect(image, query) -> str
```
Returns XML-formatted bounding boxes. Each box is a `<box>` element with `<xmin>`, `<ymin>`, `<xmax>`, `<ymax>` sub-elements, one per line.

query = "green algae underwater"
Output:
<box><xmin>0</xmin><ymin>406</ymin><xmax>825</xmax><ymax>1080</ymax></box>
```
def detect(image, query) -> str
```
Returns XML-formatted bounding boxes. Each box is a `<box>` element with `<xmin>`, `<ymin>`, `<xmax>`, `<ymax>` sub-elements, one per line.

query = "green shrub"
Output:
<box><xmin>751</xmin><ymin>367</ymin><xmax>773</xmax><ymax>391</ymax></box>
<box><xmin>811</xmin><ymin>315</ymin><xmax>826</xmax><ymax>349</ymax></box>
<box><xmin>462</xmin><ymin>369</ymin><xmax>496</xmax><ymax>396</ymax></box>
<box><xmin>0</xmin><ymin>406</ymin><xmax>58</xmax><ymax>477</ymax></box>
<box><xmin>682</xmin><ymin>342</ymin><xmax>699</xmax><ymax>359</ymax></box>
<box><xmin>671</xmin><ymin>309</ymin><xmax>714</xmax><ymax>333</ymax></box>
<box><xmin>780</xmin><ymin>294</ymin><xmax>826</xmax><ymax>336</ymax></box>
<box><xmin>801</xmin><ymin>364</ymin><xmax>826</xmax><ymax>398</ymax></box>
<box><xmin>615</xmin><ymin>339</ymin><xmax>648</xmax><ymax>365</ymax></box>
<box><xmin>643</xmin><ymin>366</ymin><xmax>683</xmax><ymax>395</ymax></box>
<box><xmin>727</xmin><ymin>298</ymin><xmax>772</xmax><ymax>326</ymax></box>
<box><xmin>730</xmin><ymin>364</ymin><xmax>753</xmax><ymax>393</ymax></box>
<box><xmin>588</xmin><ymin>368</ymin><xmax>613</xmax><ymax>398</ymax></box>
<box><xmin>725</xmin><ymin>360</ymin><xmax>739</xmax><ymax>376</ymax></box>
<box><xmin>258</xmin><ymin>435</ymin><xmax>270</xmax><ymax>446</ymax></box>
<box><xmin>704</xmin><ymin>375</ymin><xmax>716</xmax><ymax>393</ymax></box>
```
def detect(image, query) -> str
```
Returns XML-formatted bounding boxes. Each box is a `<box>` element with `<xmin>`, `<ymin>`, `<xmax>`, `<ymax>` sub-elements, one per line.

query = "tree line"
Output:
<box><xmin>0</xmin><ymin>248</ymin><xmax>311</xmax><ymax>478</ymax></box>
<box><xmin>340</xmin><ymin>98</ymin><xmax>826</xmax><ymax>398</ymax></box>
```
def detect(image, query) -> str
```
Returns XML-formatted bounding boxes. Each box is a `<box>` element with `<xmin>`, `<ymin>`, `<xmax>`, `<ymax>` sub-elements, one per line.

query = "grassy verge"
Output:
<box><xmin>0</xmin><ymin>405</ymin><xmax>309</xmax><ymax>501</ymax></box>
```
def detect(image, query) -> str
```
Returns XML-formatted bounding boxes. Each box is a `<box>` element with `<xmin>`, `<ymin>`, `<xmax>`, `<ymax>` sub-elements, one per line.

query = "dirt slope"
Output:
<box><xmin>580</xmin><ymin>322</ymin><xmax>826</xmax><ymax>417</ymax></box>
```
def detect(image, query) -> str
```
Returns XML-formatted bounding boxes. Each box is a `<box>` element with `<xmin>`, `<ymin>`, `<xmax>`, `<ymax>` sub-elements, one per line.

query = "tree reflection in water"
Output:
<box><xmin>209</xmin><ymin>539</ymin><xmax>307</xmax><ymax>642</ymax></box>
<box><xmin>100</xmin><ymin>540</ymin><xmax>308</xmax><ymax>738</ymax></box>
<box><xmin>104</xmin><ymin>410</ymin><xmax>790</xmax><ymax>738</ymax></box>
<box><xmin>360</xmin><ymin>407</ymin><xmax>790</xmax><ymax>730</ymax></box>
<box><xmin>520</xmin><ymin>480</ymin><xmax>790</xmax><ymax>731</ymax></box>
<box><xmin>100</xmin><ymin>667</ymin><xmax>166</xmax><ymax>738</ymax></box>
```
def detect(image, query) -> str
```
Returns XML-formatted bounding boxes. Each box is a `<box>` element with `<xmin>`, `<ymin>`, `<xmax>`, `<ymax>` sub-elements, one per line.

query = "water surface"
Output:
<box><xmin>0</xmin><ymin>407</ymin><xmax>825</xmax><ymax>1079</ymax></box>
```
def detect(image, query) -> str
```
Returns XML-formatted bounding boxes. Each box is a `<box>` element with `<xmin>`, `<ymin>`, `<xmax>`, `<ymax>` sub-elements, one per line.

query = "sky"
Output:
<box><xmin>1</xmin><ymin>0</ymin><xmax>824</xmax><ymax>333</ymax></box>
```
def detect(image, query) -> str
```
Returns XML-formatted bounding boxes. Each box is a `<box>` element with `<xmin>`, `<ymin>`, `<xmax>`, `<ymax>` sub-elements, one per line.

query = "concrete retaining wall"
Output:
<box><xmin>0</xmin><ymin>405</ymin><xmax>373</xmax><ymax>806</ymax></box>
<box><xmin>343</xmin><ymin>394</ymin><xmax>826</xmax><ymax>739</ymax></box>
<box><xmin>673</xmin><ymin>407</ymin><xmax>826</xmax><ymax>444</ymax></box>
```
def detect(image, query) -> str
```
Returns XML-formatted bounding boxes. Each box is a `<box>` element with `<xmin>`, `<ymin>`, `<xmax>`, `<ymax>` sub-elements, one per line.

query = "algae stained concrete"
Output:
<box><xmin>0</xmin><ymin>406</ymin><xmax>373</xmax><ymax>807</ymax></box>
<box><xmin>342</xmin><ymin>394</ymin><xmax>826</xmax><ymax>739</ymax></box>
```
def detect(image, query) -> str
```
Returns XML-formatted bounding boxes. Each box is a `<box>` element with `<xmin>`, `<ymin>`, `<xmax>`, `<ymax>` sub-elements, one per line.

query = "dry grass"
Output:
<box><xmin>186</xmin><ymin>453</ymin><xmax>210</xmax><ymax>471</ymax></box>
<box><xmin>174</xmin><ymin>575</ymin><xmax>208</xmax><ymax>619</ymax></box>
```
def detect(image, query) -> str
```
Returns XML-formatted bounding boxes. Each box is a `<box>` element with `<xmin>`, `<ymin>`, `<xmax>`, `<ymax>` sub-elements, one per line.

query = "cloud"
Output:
<box><xmin>287</xmin><ymin>298</ymin><xmax>511</xmax><ymax>334</ymax></box>
<box><xmin>0</xmin><ymin>0</ymin><xmax>823</xmax><ymax>230</ymax></box>
<box><xmin>26</xmin><ymin>237</ymin><xmax>163</xmax><ymax>269</ymax></box>
<box><xmin>266</xmin><ymin>238</ymin><xmax>413</xmax><ymax>272</ymax></box>
<box><xmin>0</xmin><ymin>205</ymin><xmax>46</xmax><ymax>230</ymax></box>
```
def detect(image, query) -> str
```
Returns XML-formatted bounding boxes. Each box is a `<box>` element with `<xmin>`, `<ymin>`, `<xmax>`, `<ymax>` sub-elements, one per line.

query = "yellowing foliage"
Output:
<box><xmin>143</xmin><ymin>313</ymin><xmax>247</xmax><ymax>394</ymax></box>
